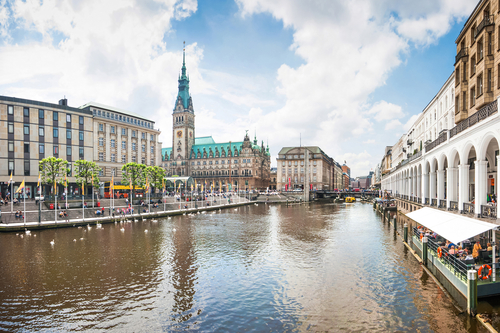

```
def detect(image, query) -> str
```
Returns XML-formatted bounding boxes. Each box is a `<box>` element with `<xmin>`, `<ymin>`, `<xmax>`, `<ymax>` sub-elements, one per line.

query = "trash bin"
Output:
<box><xmin>97</xmin><ymin>202</ymin><xmax>100</xmax><ymax>207</ymax></box>
<box><xmin>49</xmin><ymin>203</ymin><xmax>54</xmax><ymax>210</ymax></box>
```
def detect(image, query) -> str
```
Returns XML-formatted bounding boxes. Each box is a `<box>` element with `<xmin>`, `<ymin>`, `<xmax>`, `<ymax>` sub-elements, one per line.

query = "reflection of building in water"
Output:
<box><xmin>171</xmin><ymin>221</ymin><xmax>198</xmax><ymax>324</ymax></box>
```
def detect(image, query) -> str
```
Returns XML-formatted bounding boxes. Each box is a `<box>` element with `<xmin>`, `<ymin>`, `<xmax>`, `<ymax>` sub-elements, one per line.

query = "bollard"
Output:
<box><xmin>467</xmin><ymin>270</ymin><xmax>478</xmax><ymax>316</ymax></box>
<box><xmin>393</xmin><ymin>216</ymin><xmax>397</xmax><ymax>230</ymax></box>
<box><xmin>404</xmin><ymin>223</ymin><xmax>408</xmax><ymax>243</ymax></box>
<box><xmin>422</xmin><ymin>236</ymin><xmax>428</xmax><ymax>265</ymax></box>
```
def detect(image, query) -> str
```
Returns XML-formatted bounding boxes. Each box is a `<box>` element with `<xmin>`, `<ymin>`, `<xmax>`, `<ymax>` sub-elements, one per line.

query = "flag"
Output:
<box><xmin>162</xmin><ymin>178</ymin><xmax>165</xmax><ymax>192</ymax></box>
<box><xmin>82</xmin><ymin>182</ymin><xmax>84</xmax><ymax>196</ymax></box>
<box><xmin>145</xmin><ymin>176</ymin><xmax>149</xmax><ymax>191</ymax></box>
<box><xmin>37</xmin><ymin>173</ymin><xmax>41</xmax><ymax>187</ymax></box>
<box><xmin>9</xmin><ymin>172</ymin><xmax>12</xmax><ymax>184</ymax></box>
<box><xmin>54</xmin><ymin>180</ymin><xmax>57</xmax><ymax>194</ymax></box>
<box><xmin>110</xmin><ymin>175</ymin><xmax>114</xmax><ymax>190</ymax></box>
<box><xmin>64</xmin><ymin>174</ymin><xmax>67</xmax><ymax>188</ymax></box>
<box><xmin>201</xmin><ymin>183</ymin><xmax>203</xmax><ymax>193</ymax></box>
<box><xmin>16</xmin><ymin>179</ymin><xmax>25</xmax><ymax>193</ymax></box>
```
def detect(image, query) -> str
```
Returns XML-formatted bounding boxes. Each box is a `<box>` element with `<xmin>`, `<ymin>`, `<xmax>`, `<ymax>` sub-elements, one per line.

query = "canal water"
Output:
<box><xmin>0</xmin><ymin>202</ymin><xmax>488</xmax><ymax>332</ymax></box>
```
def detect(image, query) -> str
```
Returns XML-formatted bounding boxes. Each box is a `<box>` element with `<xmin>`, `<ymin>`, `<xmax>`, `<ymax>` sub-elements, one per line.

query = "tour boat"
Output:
<box><xmin>345</xmin><ymin>197</ymin><xmax>356</xmax><ymax>203</ymax></box>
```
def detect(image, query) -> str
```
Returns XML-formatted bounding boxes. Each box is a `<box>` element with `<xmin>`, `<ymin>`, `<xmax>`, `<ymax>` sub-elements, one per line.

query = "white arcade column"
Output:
<box><xmin>437</xmin><ymin>169</ymin><xmax>445</xmax><ymax>207</ymax></box>
<box><xmin>459</xmin><ymin>164</ymin><xmax>470</xmax><ymax>213</ymax></box>
<box><xmin>422</xmin><ymin>172</ymin><xmax>429</xmax><ymax>204</ymax></box>
<box><xmin>475</xmin><ymin>160</ymin><xmax>488</xmax><ymax>218</ymax></box>
<box><xmin>430</xmin><ymin>171</ymin><xmax>437</xmax><ymax>202</ymax></box>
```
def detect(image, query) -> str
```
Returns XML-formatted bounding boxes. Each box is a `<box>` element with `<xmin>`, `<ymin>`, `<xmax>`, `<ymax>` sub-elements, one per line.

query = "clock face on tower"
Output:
<box><xmin>177</xmin><ymin>130</ymin><xmax>183</xmax><ymax>138</ymax></box>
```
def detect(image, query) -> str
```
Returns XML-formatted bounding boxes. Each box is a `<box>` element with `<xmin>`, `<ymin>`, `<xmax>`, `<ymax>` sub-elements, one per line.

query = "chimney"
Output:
<box><xmin>58</xmin><ymin>98</ymin><xmax>68</xmax><ymax>106</ymax></box>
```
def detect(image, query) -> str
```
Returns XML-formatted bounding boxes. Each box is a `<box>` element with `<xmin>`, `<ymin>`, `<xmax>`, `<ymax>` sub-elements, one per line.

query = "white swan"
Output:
<box><xmin>50</xmin><ymin>239</ymin><xmax>55</xmax><ymax>245</ymax></box>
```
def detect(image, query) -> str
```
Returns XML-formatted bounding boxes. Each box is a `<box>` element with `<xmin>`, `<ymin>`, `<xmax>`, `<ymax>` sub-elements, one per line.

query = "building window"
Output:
<box><xmin>111</xmin><ymin>126</ymin><xmax>115</xmax><ymax>134</ymax></box>
<box><xmin>24</xmin><ymin>124</ymin><xmax>29</xmax><ymax>135</ymax></box>
<box><xmin>132</xmin><ymin>142</ymin><xmax>136</xmax><ymax>151</ymax></box>
<box><xmin>132</xmin><ymin>156</ymin><xmax>136</xmax><ymax>162</ymax></box>
<box><xmin>122</xmin><ymin>128</ymin><xmax>126</xmax><ymax>135</ymax></box>
<box><xmin>99</xmin><ymin>152</ymin><xmax>103</xmax><ymax>161</ymax></box>
<box><xmin>122</xmin><ymin>155</ymin><xmax>126</xmax><ymax>163</ymax></box>
<box><xmin>122</xmin><ymin>141</ymin><xmax>126</xmax><ymax>149</ymax></box>
<box><xmin>99</xmin><ymin>169</ymin><xmax>103</xmax><ymax>176</ymax></box>
<box><xmin>8</xmin><ymin>160</ymin><xmax>14</xmax><ymax>174</ymax></box>
<box><xmin>53</xmin><ymin>111</ymin><xmax>58</xmax><ymax>121</ymax></box>
<box><xmin>471</xmin><ymin>55</ymin><xmax>476</xmax><ymax>75</ymax></box>
<box><xmin>39</xmin><ymin>126</ymin><xmax>44</xmax><ymax>136</ymax></box>
<box><xmin>26</xmin><ymin>156</ymin><xmax>39</xmax><ymax>175</ymax></box>
<box><xmin>488</xmin><ymin>68</ymin><xmax>492</xmax><ymax>92</ymax></box>
<box><xmin>141</xmin><ymin>158</ymin><xmax>145</xmax><ymax>164</ymax></box>
<box><xmin>79</xmin><ymin>131</ymin><xmax>84</xmax><ymax>141</ymax></box>
<box><xmin>39</xmin><ymin>143</ymin><xmax>44</xmax><ymax>154</ymax></box>
<box><xmin>111</xmin><ymin>139</ymin><xmax>115</xmax><ymax>148</ymax></box>
<box><xmin>313</xmin><ymin>167</ymin><xmax>317</xmax><ymax>173</ymax></box>
<box><xmin>132</xmin><ymin>130</ymin><xmax>136</xmax><ymax>137</ymax></box>
<box><xmin>24</xmin><ymin>143</ymin><xmax>29</xmax><ymax>153</ymax></box>
<box><xmin>471</xmin><ymin>87</ymin><xmax>476</xmax><ymax>107</ymax></box>
<box><xmin>99</xmin><ymin>138</ymin><xmax>103</xmax><ymax>146</ymax></box>
<box><xmin>54</xmin><ymin>146</ymin><xmax>58</xmax><ymax>155</ymax></box>
<box><xmin>53</xmin><ymin>128</ymin><xmax>59</xmax><ymax>138</ymax></box>
<box><xmin>79</xmin><ymin>148</ymin><xmax>84</xmax><ymax>159</ymax></box>
<box><xmin>150</xmin><ymin>146</ymin><xmax>154</xmax><ymax>153</ymax></box>
<box><xmin>488</xmin><ymin>32</ymin><xmax>492</xmax><ymax>55</ymax></box>
<box><xmin>66</xmin><ymin>114</ymin><xmax>71</xmax><ymax>123</ymax></box>
<box><xmin>66</xmin><ymin>129</ymin><xmax>71</xmax><ymax>139</ymax></box>
<box><xmin>151</xmin><ymin>159</ymin><xmax>154</xmax><ymax>165</ymax></box>
<box><xmin>142</xmin><ymin>145</ymin><xmax>145</xmax><ymax>152</ymax></box>
<box><xmin>8</xmin><ymin>105</ymin><xmax>13</xmax><ymax>115</ymax></box>
<box><xmin>150</xmin><ymin>134</ymin><xmax>154</xmax><ymax>141</ymax></box>
<box><xmin>67</xmin><ymin>147</ymin><xmax>71</xmax><ymax>156</ymax></box>
<box><xmin>313</xmin><ymin>176</ymin><xmax>317</xmax><ymax>182</ymax></box>
<box><xmin>39</xmin><ymin>109</ymin><xmax>44</xmax><ymax>119</ymax></box>
<box><xmin>478</xmin><ymin>37</ymin><xmax>484</xmax><ymax>61</ymax></box>
<box><xmin>24</xmin><ymin>107</ymin><xmax>29</xmax><ymax>117</ymax></box>
<box><xmin>111</xmin><ymin>154</ymin><xmax>116</xmax><ymax>162</ymax></box>
<box><xmin>478</xmin><ymin>74</ymin><xmax>483</xmax><ymax>96</ymax></box>
<box><xmin>79</xmin><ymin>116</ymin><xmax>84</xmax><ymax>125</ymax></box>
<box><xmin>8</xmin><ymin>141</ymin><xmax>13</xmax><ymax>152</ymax></box>
<box><xmin>107</xmin><ymin>112</ymin><xmax>110</xmax><ymax>118</ymax></box>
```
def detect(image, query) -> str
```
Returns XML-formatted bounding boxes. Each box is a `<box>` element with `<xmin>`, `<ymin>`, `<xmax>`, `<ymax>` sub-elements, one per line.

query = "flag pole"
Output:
<box><xmin>54</xmin><ymin>182</ymin><xmax>57</xmax><ymax>224</ymax></box>
<box><xmin>23</xmin><ymin>187</ymin><xmax>26</xmax><ymax>227</ymax></box>
<box><xmin>82</xmin><ymin>183</ymin><xmax>85</xmax><ymax>222</ymax></box>
<box><xmin>10</xmin><ymin>174</ymin><xmax>13</xmax><ymax>213</ymax></box>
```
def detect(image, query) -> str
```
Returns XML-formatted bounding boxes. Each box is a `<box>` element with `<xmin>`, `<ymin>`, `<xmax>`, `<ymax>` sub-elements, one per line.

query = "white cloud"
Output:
<box><xmin>363</xmin><ymin>139</ymin><xmax>375</xmax><ymax>144</ymax></box>
<box><xmin>367</xmin><ymin>100</ymin><xmax>404</xmax><ymax>122</ymax></box>
<box><xmin>338</xmin><ymin>151</ymin><xmax>373</xmax><ymax>177</ymax></box>
<box><xmin>235</xmin><ymin>0</ymin><xmax>475</xmax><ymax>173</ymax></box>
<box><xmin>403</xmin><ymin>114</ymin><xmax>419</xmax><ymax>131</ymax></box>
<box><xmin>0</xmin><ymin>0</ymin><xmax>200</xmax><ymax>146</ymax></box>
<box><xmin>385</xmin><ymin>119</ymin><xmax>402</xmax><ymax>130</ymax></box>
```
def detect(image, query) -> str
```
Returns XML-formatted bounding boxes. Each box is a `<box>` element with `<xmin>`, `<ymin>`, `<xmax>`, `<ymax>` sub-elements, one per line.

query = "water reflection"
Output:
<box><xmin>0</xmin><ymin>203</ymin><xmax>489</xmax><ymax>332</ymax></box>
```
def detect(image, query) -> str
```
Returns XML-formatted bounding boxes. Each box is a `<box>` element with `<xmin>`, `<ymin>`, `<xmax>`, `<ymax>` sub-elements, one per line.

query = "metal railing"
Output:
<box><xmin>475</xmin><ymin>15</ymin><xmax>494</xmax><ymax>39</ymax></box>
<box><xmin>413</xmin><ymin>227</ymin><xmax>468</xmax><ymax>281</ymax></box>
<box><xmin>425</xmin><ymin>132</ymin><xmax>447</xmax><ymax>153</ymax></box>
<box><xmin>438</xmin><ymin>200</ymin><xmax>446</xmax><ymax>209</ymax></box>
<box><xmin>481</xmin><ymin>205</ymin><xmax>497</xmax><ymax>218</ymax></box>
<box><xmin>455</xmin><ymin>47</ymin><xmax>468</xmax><ymax>64</ymax></box>
<box><xmin>449</xmin><ymin>201</ymin><xmax>459</xmax><ymax>211</ymax></box>
<box><xmin>463</xmin><ymin>203</ymin><xmax>475</xmax><ymax>215</ymax></box>
<box><xmin>431</xmin><ymin>199</ymin><xmax>437</xmax><ymax>207</ymax></box>
<box><xmin>450</xmin><ymin>100</ymin><xmax>498</xmax><ymax>138</ymax></box>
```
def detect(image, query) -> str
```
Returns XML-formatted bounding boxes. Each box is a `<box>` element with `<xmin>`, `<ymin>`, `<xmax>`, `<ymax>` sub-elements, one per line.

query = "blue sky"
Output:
<box><xmin>0</xmin><ymin>0</ymin><xmax>478</xmax><ymax>176</ymax></box>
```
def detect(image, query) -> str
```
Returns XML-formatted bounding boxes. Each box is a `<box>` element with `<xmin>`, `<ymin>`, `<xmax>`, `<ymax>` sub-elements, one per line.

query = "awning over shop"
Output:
<box><xmin>406</xmin><ymin>207</ymin><xmax>498</xmax><ymax>244</ymax></box>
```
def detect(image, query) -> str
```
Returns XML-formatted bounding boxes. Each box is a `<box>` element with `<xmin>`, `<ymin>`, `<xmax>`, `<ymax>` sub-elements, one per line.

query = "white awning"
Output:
<box><xmin>406</xmin><ymin>207</ymin><xmax>498</xmax><ymax>244</ymax></box>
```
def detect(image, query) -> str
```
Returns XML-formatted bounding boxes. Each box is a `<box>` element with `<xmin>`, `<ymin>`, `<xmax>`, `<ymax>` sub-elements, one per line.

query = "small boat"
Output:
<box><xmin>345</xmin><ymin>197</ymin><xmax>356</xmax><ymax>203</ymax></box>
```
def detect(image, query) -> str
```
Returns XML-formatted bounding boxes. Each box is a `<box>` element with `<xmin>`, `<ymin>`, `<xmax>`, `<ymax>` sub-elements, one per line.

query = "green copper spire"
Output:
<box><xmin>177</xmin><ymin>41</ymin><xmax>190</xmax><ymax>109</ymax></box>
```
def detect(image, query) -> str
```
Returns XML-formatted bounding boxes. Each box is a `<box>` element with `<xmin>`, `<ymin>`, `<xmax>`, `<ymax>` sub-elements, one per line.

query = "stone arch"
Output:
<box><xmin>478</xmin><ymin>132</ymin><xmax>500</xmax><ymax>162</ymax></box>
<box><xmin>460</xmin><ymin>141</ymin><xmax>477</xmax><ymax>165</ymax></box>
<box><xmin>448</xmin><ymin>148</ymin><xmax>460</xmax><ymax>168</ymax></box>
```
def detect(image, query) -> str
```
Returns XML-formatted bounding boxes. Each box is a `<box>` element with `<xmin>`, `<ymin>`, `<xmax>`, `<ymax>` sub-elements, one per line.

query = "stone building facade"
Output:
<box><xmin>276</xmin><ymin>146</ymin><xmax>335</xmax><ymax>191</ymax></box>
<box><xmin>162</xmin><ymin>48</ymin><xmax>271</xmax><ymax>191</ymax></box>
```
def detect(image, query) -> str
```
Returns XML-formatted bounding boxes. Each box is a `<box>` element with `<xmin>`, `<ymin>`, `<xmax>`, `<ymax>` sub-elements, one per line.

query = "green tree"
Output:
<box><xmin>121</xmin><ymin>162</ymin><xmax>146</xmax><ymax>201</ymax></box>
<box><xmin>146</xmin><ymin>165</ymin><xmax>166</xmax><ymax>193</ymax></box>
<box><xmin>39</xmin><ymin>157</ymin><xmax>68</xmax><ymax>195</ymax></box>
<box><xmin>74</xmin><ymin>160</ymin><xmax>101</xmax><ymax>195</ymax></box>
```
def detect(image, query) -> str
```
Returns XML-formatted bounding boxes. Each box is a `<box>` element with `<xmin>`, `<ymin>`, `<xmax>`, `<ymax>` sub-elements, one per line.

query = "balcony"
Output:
<box><xmin>474</xmin><ymin>15</ymin><xmax>494</xmax><ymax>39</ymax></box>
<box><xmin>455</xmin><ymin>47</ymin><xmax>468</xmax><ymax>65</ymax></box>
<box><xmin>450</xmin><ymin>100</ymin><xmax>498</xmax><ymax>138</ymax></box>
<box><xmin>424</xmin><ymin>132</ymin><xmax>447</xmax><ymax>153</ymax></box>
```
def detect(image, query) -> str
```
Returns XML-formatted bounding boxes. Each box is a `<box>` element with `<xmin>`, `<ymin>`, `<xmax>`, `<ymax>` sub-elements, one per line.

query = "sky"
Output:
<box><xmin>0</xmin><ymin>0</ymin><xmax>479</xmax><ymax>177</ymax></box>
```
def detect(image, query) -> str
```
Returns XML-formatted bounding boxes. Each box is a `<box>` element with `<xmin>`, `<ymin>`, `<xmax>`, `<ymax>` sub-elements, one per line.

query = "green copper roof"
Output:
<box><xmin>177</xmin><ymin>45</ymin><xmax>190</xmax><ymax>109</ymax></box>
<box><xmin>195</xmin><ymin>136</ymin><xmax>216</xmax><ymax>145</ymax></box>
